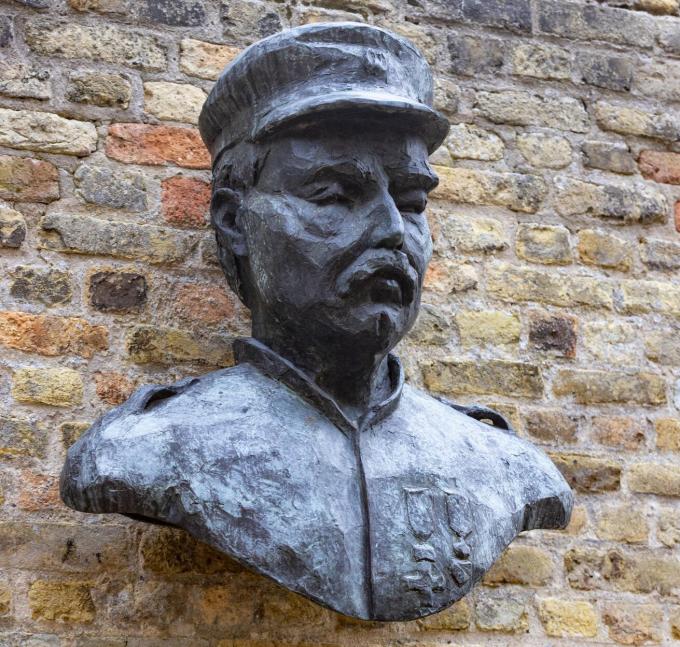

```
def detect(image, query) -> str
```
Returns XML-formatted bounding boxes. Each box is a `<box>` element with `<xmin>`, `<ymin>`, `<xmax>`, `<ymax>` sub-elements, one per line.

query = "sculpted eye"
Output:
<box><xmin>306</xmin><ymin>182</ymin><xmax>353</xmax><ymax>206</ymax></box>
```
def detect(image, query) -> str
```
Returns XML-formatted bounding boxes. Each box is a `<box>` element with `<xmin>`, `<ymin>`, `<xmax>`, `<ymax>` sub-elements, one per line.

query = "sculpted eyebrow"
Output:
<box><xmin>307</xmin><ymin>161</ymin><xmax>375</xmax><ymax>185</ymax></box>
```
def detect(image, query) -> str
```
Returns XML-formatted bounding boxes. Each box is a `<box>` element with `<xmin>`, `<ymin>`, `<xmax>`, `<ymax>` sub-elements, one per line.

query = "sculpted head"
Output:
<box><xmin>199</xmin><ymin>23</ymin><xmax>449</xmax><ymax>359</ymax></box>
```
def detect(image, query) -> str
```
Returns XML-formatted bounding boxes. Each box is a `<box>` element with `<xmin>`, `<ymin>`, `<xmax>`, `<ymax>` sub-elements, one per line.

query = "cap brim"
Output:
<box><xmin>252</xmin><ymin>90</ymin><xmax>450</xmax><ymax>154</ymax></box>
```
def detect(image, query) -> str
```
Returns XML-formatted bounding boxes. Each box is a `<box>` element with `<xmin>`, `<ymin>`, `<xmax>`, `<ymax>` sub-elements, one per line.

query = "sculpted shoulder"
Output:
<box><xmin>394</xmin><ymin>385</ymin><xmax>573</xmax><ymax>532</ymax></box>
<box><xmin>60</xmin><ymin>363</ymin><xmax>286</xmax><ymax>514</ymax></box>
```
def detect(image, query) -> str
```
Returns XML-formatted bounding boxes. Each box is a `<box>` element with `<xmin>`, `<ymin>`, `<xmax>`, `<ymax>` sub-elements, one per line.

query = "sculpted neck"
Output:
<box><xmin>251</xmin><ymin>319</ymin><xmax>394</xmax><ymax>425</ymax></box>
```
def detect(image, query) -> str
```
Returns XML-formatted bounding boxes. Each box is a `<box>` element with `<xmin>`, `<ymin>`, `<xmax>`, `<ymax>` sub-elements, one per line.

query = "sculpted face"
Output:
<box><xmin>238</xmin><ymin>125</ymin><xmax>438</xmax><ymax>354</ymax></box>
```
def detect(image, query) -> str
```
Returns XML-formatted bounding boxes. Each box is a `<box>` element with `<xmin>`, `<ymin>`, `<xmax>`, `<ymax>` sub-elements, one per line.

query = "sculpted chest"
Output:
<box><xmin>62</xmin><ymin>367</ymin><xmax>571</xmax><ymax>621</ymax></box>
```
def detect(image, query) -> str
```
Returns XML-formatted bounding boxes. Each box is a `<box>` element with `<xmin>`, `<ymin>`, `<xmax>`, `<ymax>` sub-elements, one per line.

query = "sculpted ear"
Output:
<box><xmin>211</xmin><ymin>187</ymin><xmax>247</xmax><ymax>257</ymax></box>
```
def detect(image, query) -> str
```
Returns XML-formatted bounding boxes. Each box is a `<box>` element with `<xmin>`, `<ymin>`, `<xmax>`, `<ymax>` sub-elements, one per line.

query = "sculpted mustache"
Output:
<box><xmin>336</xmin><ymin>251</ymin><xmax>418</xmax><ymax>299</ymax></box>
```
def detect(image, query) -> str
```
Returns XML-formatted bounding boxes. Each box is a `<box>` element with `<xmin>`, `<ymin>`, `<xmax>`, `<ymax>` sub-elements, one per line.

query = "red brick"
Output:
<box><xmin>0</xmin><ymin>155</ymin><xmax>60</xmax><ymax>203</ymax></box>
<box><xmin>95</xmin><ymin>371</ymin><xmax>135</xmax><ymax>405</ymax></box>
<box><xmin>162</xmin><ymin>176</ymin><xmax>211</xmax><ymax>228</ymax></box>
<box><xmin>106</xmin><ymin>123</ymin><xmax>210</xmax><ymax>169</ymax></box>
<box><xmin>17</xmin><ymin>471</ymin><xmax>61</xmax><ymax>511</ymax></box>
<box><xmin>175</xmin><ymin>283</ymin><xmax>238</xmax><ymax>326</ymax></box>
<box><xmin>638</xmin><ymin>150</ymin><xmax>680</xmax><ymax>185</ymax></box>
<box><xmin>0</xmin><ymin>311</ymin><xmax>108</xmax><ymax>358</ymax></box>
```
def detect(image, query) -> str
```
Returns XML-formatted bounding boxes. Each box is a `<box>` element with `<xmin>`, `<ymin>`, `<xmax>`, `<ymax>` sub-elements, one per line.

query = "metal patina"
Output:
<box><xmin>61</xmin><ymin>23</ymin><xmax>573</xmax><ymax>622</ymax></box>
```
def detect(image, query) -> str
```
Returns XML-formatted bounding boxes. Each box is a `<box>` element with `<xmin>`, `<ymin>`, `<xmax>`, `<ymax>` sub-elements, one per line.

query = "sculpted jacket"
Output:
<box><xmin>61</xmin><ymin>338</ymin><xmax>573</xmax><ymax>621</ymax></box>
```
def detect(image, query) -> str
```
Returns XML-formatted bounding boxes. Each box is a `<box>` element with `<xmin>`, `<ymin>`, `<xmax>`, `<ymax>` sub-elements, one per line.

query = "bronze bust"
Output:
<box><xmin>61</xmin><ymin>23</ymin><xmax>572</xmax><ymax>621</ymax></box>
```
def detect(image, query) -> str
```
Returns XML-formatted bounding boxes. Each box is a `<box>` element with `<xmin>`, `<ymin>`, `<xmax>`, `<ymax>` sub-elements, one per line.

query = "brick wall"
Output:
<box><xmin>1</xmin><ymin>0</ymin><xmax>679</xmax><ymax>644</ymax></box>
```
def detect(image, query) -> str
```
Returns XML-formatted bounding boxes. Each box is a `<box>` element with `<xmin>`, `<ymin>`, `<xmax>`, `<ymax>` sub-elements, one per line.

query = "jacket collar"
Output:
<box><xmin>233</xmin><ymin>337</ymin><xmax>404</xmax><ymax>435</ymax></box>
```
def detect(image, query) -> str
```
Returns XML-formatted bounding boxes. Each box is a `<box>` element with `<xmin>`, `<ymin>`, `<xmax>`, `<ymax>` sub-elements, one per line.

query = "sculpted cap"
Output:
<box><xmin>198</xmin><ymin>22</ymin><xmax>450</xmax><ymax>161</ymax></box>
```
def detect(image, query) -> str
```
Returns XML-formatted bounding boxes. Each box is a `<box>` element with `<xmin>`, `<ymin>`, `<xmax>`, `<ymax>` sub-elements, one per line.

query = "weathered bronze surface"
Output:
<box><xmin>61</xmin><ymin>23</ymin><xmax>573</xmax><ymax>621</ymax></box>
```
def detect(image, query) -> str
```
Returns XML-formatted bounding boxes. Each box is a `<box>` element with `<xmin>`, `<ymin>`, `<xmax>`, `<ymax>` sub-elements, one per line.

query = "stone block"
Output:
<box><xmin>0</xmin><ymin>415</ymin><xmax>46</xmax><ymax>460</ymax></box>
<box><xmin>74</xmin><ymin>164</ymin><xmax>148</xmax><ymax>211</ymax></box>
<box><xmin>0</xmin><ymin>207</ymin><xmax>26</xmax><ymax>248</ymax></box>
<box><xmin>675</xmin><ymin>200</ymin><xmax>680</xmax><ymax>232</ymax></box>
<box><xmin>619</xmin><ymin>279</ymin><xmax>680</xmax><ymax>317</ymax></box>
<box><xmin>577</xmin><ymin>53</ymin><xmax>634</xmax><ymax>91</ymax></box>
<box><xmin>95</xmin><ymin>372</ymin><xmax>135</xmax><ymax>406</ymax></box>
<box><xmin>140</xmin><ymin>525</ymin><xmax>241</xmax><ymax>576</ymax></box>
<box><xmin>659</xmin><ymin>508</ymin><xmax>680</xmax><ymax>547</ymax></box>
<box><xmin>628</xmin><ymin>463</ymin><xmax>680</xmax><ymax>497</ymax></box>
<box><xmin>41</xmin><ymin>213</ymin><xmax>196</xmax><ymax>264</ymax></box>
<box><xmin>594</xmin><ymin>101</ymin><xmax>680</xmax><ymax>142</ymax></box>
<box><xmin>582</xmin><ymin>320</ymin><xmax>638</xmax><ymax>365</ymax></box>
<box><xmin>537</xmin><ymin>598</ymin><xmax>598</xmax><ymax>638</ymax></box>
<box><xmin>12</xmin><ymin>368</ymin><xmax>83</xmax><ymax>407</ymax></box>
<box><xmin>432</xmin><ymin>166</ymin><xmax>547</xmax><ymax>213</ymax></box>
<box><xmin>0</xmin><ymin>312</ymin><xmax>107</xmax><ymax>358</ymax></box>
<box><xmin>516</xmin><ymin>224</ymin><xmax>571</xmax><ymax>265</ymax></box>
<box><xmin>422</xmin><ymin>358</ymin><xmax>543</xmax><ymax>398</ymax></box>
<box><xmin>180</xmin><ymin>39</ymin><xmax>240</xmax><ymax>80</ymax></box>
<box><xmin>89</xmin><ymin>271</ymin><xmax>147</xmax><ymax>312</ymax></box>
<box><xmin>9</xmin><ymin>266</ymin><xmax>71</xmax><ymax>306</ymax></box>
<box><xmin>596</xmin><ymin>506</ymin><xmax>648</xmax><ymax>543</ymax></box>
<box><xmin>641</xmin><ymin>238</ymin><xmax>680</xmax><ymax>271</ymax></box>
<box><xmin>439</xmin><ymin>214</ymin><xmax>508</xmax><ymax>253</ymax></box>
<box><xmin>66</xmin><ymin>73</ymin><xmax>131</xmax><ymax>108</ymax></box>
<box><xmin>455</xmin><ymin>310</ymin><xmax>520</xmax><ymax>347</ymax></box>
<box><xmin>0</xmin><ymin>108</ymin><xmax>97</xmax><ymax>156</ymax></box>
<box><xmin>555</xmin><ymin>177</ymin><xmax>667</xmax><ymax>224</ymax></box>
<box><xmin>592</xmin><ymin>416</ymin><xmax>646</xmax><ymax>450</ymax></box>
<box><xmin>550</xmin><ymin>453</ymin><xmax>622</xmax><ymax>493</ymax></box>
<box><xmin>603</xmin><ymin>604</ymin><xmax>663</xmax><ymax>644</ymax></box>
<box><xmin>537</xmin><ymin>0</ymin><xmax>656</xmax><ymax>47</ymax></box>
<box><xmin>0</xmin><ymin>155</ymin><xmax>59</xmax><ymax>203</ymax></box>
<box><xmin>25</xmin><ymin>19</ymin><xmax>167</xmax><ymax>71</ymax></box>
<box><xmin>417</xmin><ymin>599</ymin><xmax>470</xmax><ymax>630</ymax></box>
<box><xmin>656</xmin><ymin>418</ymin><xmax>680</xmax><ymax>450</ymax></box>
<box><xmin>522</xmin><ymin>408</ymin><xmax>580</xmax><ymax>444</ymax></box>
<box><xmin>636</xmin><ymin>61</ymin><xmax>680</xmax><ymax>102</ymax></box>
<box><xmin>161</xmin><ymin>175</ymin><xmax>211</xmax><ymax>227</ymax></box>
<box><xmin>60</xmin><ymin>421</ymin><xmax>90</xmax><ymax>449</ymax></box>
<box><xmin>528</xmin><ymin>312</ymin><xmax>577</xmax><ymax>357</ymax></box>
<box><xmin>175</xmin><ymin>283</ymin><xmax>238</xmax><ymax>326</ymax></box>
<box><xmin>144</xmin><ymin>81</ymin><xmax>207</xmax><ymax>125</ymax></box>
<box><xmin>454</xmin><ymin>0</ymin><xmax>531</xmax><ymax>32</ymax></box>
<box><xmin>448</xmin><ymin>35</ymin><xmax>505</xmax><ymax>76</ymax></box>
<box><xmin>445</xmin><ymin>123</ymin><xmax>504</xmax><ymax>161</ymax></box>
<box><xmin>28</xmin><ymin>580</ymin><xmax>95</xmax><ymax>623</ymax></box>
<box><xmin>511</xmin><ymin>42</ymin><xmax>572</xmax><ymax>80</ymax></box>
<box><xmin>424</xmin><ymin>258</ymin><xmax>478</xmax><ymax>294</ymax></box>
<box><xmin>553</xmin><ymin>369</ymin><xmax>666</xmax><ymax>405</ymax></box>
<box><xmin>475</xmin><ymin>590</ymin><xmax>529</xmax><ymax>633</ymax></box>
<box><xmin>577</xmin><ymin>229</ymin><xmax>632</xmax><ymax>271</ymax></box>
<box><xmin>638</xmin><ymin>150</ymin><xmax>680</xmax><ymax>185</ymax></box>
<box><xmin>483</xmin><ymin>545</ymin><xmax>553</xmax><ymax>586</ymax></box>
<box><xmin>475</xmin><ymin>90</ymin><xmax>589</xmax><ymax>132</ymax></box>
<box><xmin>582</xmin><ymin>140</ymin><xmax>636</xmax><ymax>174</ymax></box>
<box><xmin>106</xmin><ymin>123</ymin><xmax>210</xmax><ymax>169</ymax></box>
<box><xmin>408</xmin><ymin>303</ymin><xmax>450</xmax><ymax>346</ymax></box>
<box><xmin>126</xmin><ymin>325</ymin><xmax>234</xmax><ymax>366</ymax></box>
<box><xmin>0</xmin><ymin>62</ymin><xmax>51</xmax><ymax>101</ymax></box>
<box><xmin>517</xmin><ymin>133</ymin><xmax>571</xmax><ymax>169</ymax></box>
<box><xmin>486</xmin><ymin>262</ymin><xmax>614</xmax><ymax>309</ymax></box>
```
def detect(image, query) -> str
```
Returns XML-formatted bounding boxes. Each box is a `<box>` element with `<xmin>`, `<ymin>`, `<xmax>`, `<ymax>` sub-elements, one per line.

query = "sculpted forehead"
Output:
<box><xmin>256</xmin><ymin>129</ymin><xmax>436</xmax><ymax>190</ymax></box>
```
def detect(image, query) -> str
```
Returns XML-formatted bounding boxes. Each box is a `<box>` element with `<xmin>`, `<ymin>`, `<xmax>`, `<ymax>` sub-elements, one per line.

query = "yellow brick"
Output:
<box><xmin>656</xmin><ymin>418</ymin><xmax>680</xmax><ymax>450</ymax></box>
<box><xmin>603</xmin><ymin>603</ymin><xmax>663</xmax><ymax>644</ymax></box>
<box><xmin>484</xmin><ymin>545</ymin><xmax>553</xmax><ymax>586</ymax></box>
<box><xmin>28</xmin><ymin>580</ymin><xmax>95</xmax><ymax>623</ymax></box>
<box><xmin>596</xmin><ymin>505</ymin><xmax>648</xmax><ymax>543</ymax></box>
<box><xmin>417</xmin><ymin>599</ymin><xmax>470</xmax><ymax>630</ymax></box>
<box><xmin>456</xmin><ymin>310</ymin><xmax>520</xmax><ymax>347</ymax></box>
<box><xmin>538</xmin><ymin>598</ymin><xmax>598</xmax><ymax>637</ymax></box>
<box><xmin>12</xmin><ymin>367</ymin><xmax>83</xmax><ymax>407</ymax></box>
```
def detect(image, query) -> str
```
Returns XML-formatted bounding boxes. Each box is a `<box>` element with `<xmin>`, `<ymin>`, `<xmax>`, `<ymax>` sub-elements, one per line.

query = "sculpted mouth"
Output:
<box><xmin>337</xmin><ymin>252</ymin><xmax>417</xmax><ymax>306</ymax></box>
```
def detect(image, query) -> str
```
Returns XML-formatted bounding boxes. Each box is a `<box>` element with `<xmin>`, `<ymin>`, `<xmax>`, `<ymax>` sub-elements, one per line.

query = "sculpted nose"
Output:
<box><xmin>374</xmin><ymin>194</ymin><xmax>405</xmax><ymax>250</ymax></box>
